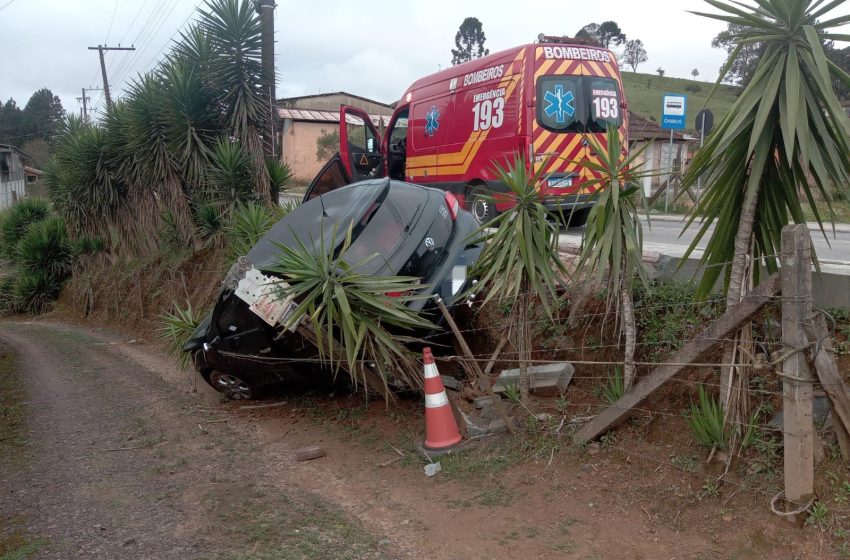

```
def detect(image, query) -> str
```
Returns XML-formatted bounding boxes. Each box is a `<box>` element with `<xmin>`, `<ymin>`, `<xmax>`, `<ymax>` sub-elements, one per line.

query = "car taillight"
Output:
<box><xmin>444</xmin><ymin>192</ymin><xmax>459</xmax><ymax>221</ymax></box>
<box><xmin>385</xmin><ymin>291</ymin><xmax>403</xmax><ymax>298</ymax></box>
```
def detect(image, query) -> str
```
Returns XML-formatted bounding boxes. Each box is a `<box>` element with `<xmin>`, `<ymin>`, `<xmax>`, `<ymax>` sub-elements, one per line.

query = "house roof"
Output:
<box><xmin>278</xmin><ymin>108</ymin><xmax>391</xmax><ymax>127</ymax></box>
<box><xmin>628</xmin><ymin>112</ymin><xmax>689</xmax><ymax>141</ymax></box>
<box><xmin>0</xmin><ymin>143</ymin><xmax>32</xmax><ymax>160</ymax></box>
<box><xmin>24</xmin><ymin>166</ymin><xmax>43</xmax><ymax>177</ymax></box>
<box><xmin>277</xmin><ymin>91</ymin><xmax>394</xmax><ymax>110</ymax></box>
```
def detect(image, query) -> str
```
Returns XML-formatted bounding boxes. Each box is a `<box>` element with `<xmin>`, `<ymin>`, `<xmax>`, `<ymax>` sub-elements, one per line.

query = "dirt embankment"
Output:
<box><xmin>2</xmin><ymin>320</ymin><xmax>843</xmax><ymax>559</ymax></box>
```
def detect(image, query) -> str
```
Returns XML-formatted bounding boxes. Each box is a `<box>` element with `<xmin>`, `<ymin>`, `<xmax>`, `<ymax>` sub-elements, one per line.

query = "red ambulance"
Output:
<box><xmin>305</xmin><ymin>35</ymin><xmax>628</xmax><ymax>226</ymax></box>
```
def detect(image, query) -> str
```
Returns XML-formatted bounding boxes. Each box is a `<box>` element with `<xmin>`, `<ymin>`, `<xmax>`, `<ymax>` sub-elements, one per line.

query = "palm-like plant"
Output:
<box><xmin>575</xmin><ymin>128</ymin><xmax>650</xmax><ymax>390</ymax></box>
<box><xmin>684</xmin><ymin>0</ymin><xmax>850</xmax><ymax>298</ymax></box>
<box><xmin>269</xmin><ymin>223</ymin><xmax>434</xmax><ymax>393</ymax></box>
<box><xmin>206</xmin><ymin>137</ymin><xmax>256</xmax><ymax>216</ymax></box>
<box><xmin>682</xmin><ymin>0</ymin><xmax>850</xmax><ymax>439</ymax></box>
<box><xmin>199</xmin><ymin>0</ymin><xmax>270</xmax><ymax>203</ymax></box>
<box><xmin>470</xmin><ymin>154</ymin><xmax>568</xmax><ymax>401</ymax></box>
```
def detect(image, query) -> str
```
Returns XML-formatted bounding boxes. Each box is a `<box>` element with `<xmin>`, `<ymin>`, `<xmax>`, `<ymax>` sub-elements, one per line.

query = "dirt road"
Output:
<box><xmin>0</xmin><ymin>320</ymin><xmax>835</xmax><ymax>559</ymax></box>
<box><xmin>0</xmin><ymin>321</ymin><xmax>391</xmax><ymax>559</ymax></box>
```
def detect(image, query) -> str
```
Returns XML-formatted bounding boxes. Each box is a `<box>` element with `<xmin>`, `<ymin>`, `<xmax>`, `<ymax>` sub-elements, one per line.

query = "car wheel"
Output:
<box><xmin>466</xmin><ymin>187</ymin><xmax>496</xmax><ymax>225</ymax></box>
<box><xmin>560</xmin><ymin>207</ymin><xmax>590</xmax><ymax>228</ymax></box>
<box><xmin>209</xmin><ymin>370</ymin><xmax>254</xmax><ymax>400</ymax></box>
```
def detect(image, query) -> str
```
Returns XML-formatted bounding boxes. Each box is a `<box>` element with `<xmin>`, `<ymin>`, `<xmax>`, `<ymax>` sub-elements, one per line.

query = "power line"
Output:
<box><xmin>104</xmin><ymin>0</ymin><xmax>120</xmax><ymax>44</ymax></box>
<box><xmin>0</xmin><ymin>0</ymin><xmax>17</xmax><ymax>11</ymax></box>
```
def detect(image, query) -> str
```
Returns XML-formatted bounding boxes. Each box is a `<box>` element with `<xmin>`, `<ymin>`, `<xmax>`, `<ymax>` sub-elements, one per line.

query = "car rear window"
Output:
<box><xmin>536</xmin><ymin>75</ymin><xmax>622</xmax><ymax>133</ymax></box>
<box><xmin>344</xmin><ymin>202</ymin><xmax>405</xmax><ymax>275</ymax></box>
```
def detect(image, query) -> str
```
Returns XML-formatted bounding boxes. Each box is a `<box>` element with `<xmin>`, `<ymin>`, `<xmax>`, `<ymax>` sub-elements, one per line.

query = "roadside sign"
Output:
<box><xmin>661</xmin><ymin>94</ymin><xmax>687</xmax><ymax>129</ymax></box>
<box><xmin>695</xmin><ymin>109</ymin><xmax>714</xmax><ymax>136</ymax></box>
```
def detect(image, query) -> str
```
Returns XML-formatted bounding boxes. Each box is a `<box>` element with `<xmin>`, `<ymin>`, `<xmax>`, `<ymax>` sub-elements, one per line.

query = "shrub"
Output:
<box><xmin>0</xmin><ymin>198</ymin><xmax>50</xmax><ymax>257</ymax></box>
<box><xmin>687</xmin><ymin>386</ymin><xmax>729</xmax><ymax>450</ymax></box>
<box><xmin>193</xmin><ymin>203</ymin><xmax>224</xmax><ymax>240</ymax></box>
<box><xmin>15</xmin><ymin>217</ymin><xmax>74</xmax><ymax>280</ymax></box>
<box><xmin>159</xmin><ymin>301</ymin><xmax>201</xmax><ymax>369</ymax></box>
<box><xmin>224</xmin><ymin>200</ymin><xmax>298</xmax><ymax>260</ymax></box>
<box><xmin>12</xmin><ymin>269</ymin><xmax>61</xmax><ymax>314</ymax></box>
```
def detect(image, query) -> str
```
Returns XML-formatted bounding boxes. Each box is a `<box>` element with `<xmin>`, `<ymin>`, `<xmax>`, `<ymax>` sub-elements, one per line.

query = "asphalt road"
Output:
<box><xmin>560</xmin><ymin>215</ymin><xmax>850</xmax><ymax>274</ymax></box>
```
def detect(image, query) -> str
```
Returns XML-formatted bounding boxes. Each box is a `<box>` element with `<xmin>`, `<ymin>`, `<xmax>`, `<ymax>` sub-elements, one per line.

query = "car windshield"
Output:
<box><xmin>536</xmin><ymin>75</ymin><xmax>622</xmax><ymax>133</ymax></box>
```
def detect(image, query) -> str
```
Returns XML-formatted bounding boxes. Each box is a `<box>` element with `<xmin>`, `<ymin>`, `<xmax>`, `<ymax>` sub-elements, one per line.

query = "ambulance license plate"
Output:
<box><xmin>548</xmin><ymin>177</ymin><xmax>573</xmax><ymax>188</ymax></box>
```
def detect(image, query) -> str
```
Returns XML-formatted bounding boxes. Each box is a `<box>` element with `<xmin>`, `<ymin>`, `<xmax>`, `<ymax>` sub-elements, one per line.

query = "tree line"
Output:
<box><xmin>0</xmin><ymin>89</ymin><xmax>65</xmax><ymax>167</ymax></box>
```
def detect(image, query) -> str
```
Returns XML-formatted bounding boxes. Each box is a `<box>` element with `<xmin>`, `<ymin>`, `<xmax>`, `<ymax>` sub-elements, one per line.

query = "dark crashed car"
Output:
<box><xmin>185</xmin><ymin>178</ymin><xmax>483</xmax><ymax>399</ymax></box>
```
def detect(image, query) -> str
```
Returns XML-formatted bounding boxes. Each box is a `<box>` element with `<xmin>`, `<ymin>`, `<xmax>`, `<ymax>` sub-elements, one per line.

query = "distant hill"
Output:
<box><xmin>621</xmin><ymin>72</ymin><xmax>741</xmax><ymax>130</ymax></box>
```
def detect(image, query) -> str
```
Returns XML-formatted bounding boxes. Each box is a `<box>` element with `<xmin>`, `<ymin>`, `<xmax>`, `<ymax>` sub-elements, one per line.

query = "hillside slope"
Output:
<box><xmin>621</xmin><ymin>72</ymin><xmax>741</xmax><ymax>128</ymax></box>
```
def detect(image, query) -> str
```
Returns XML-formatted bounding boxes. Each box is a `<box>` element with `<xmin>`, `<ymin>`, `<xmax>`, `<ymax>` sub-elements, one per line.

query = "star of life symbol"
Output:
<box><xmin>544</xmin><ymin>85</ymin><xmax>575</xmax><ymax>124</ymax></box>
<box><xmin>425</xmin><ymin>105</ymin><xmax>440</xmax><ymax>136</ymax></box>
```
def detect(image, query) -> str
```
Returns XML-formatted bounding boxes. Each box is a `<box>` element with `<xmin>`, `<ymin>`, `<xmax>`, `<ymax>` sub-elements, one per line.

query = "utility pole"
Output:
<box><xmin>77</xmin><ymin>87</ymin><xmax>103</xmax><ymax>123</ymax></box>
<box><xmin>76</xmin><ymin>89</ymin><xmax>90</xmax><ymax>121</ymax></box>
<box><xmin>255</xmin><ymin>1</ymin><xmax>276</xmax><ymax>158</ymax></box>
<box><xmin>87</xmin><ymin>45</ymin><xmax>135</xmax><ymax>111</ymax></box>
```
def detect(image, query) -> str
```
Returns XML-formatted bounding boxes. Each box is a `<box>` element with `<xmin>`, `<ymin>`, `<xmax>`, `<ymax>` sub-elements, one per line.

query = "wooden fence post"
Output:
<box><xmin>780</xmin><ymin>224</ymin><xmax>814</xmax><ymax>512</ymax></box>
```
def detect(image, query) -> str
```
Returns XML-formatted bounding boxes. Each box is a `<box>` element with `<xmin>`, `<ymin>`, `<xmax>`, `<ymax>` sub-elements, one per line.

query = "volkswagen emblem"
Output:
<box><xmin>424</xmin><ymin>237</ymin><xmax>435</xmax><ymax>250</ymax></box>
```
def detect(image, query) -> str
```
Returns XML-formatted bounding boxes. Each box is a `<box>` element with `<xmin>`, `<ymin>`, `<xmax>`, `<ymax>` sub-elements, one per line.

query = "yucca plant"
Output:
<box><xmin>266</xmin><ymin>158</ymin><xmax>293</xmax><ymax>202</ymax></box>
<box><xmin>0</xmin><ymin>198</ymin><xmax>50</xmax><ymax>257</ymax></box>
<box><xmin>159</xmin><ymin>301</ymin><xmax>201</xmax><ymax>369</ymax></box>
<box><xmin>207</xmin><ymin>137</ymin><xmax>256</xmax><ymax>216</ymax></box>
<box><xmin>269</xmin><ymin>223</ymin><xmax>434</xmax><ymax>393</ymax></box>
<box><xmin>682</xmin><ymin>0</ymin><xmax>850</xmax><ymax>441</ymax></box>
<box><xmin>199</xmin><ymin>0</ymin><xmax>270</xmax><ymax>203</ymax></box>
<box><xmin>224</xmin><ymin>201</ymin><xmax>292</xmax><ymax>259</ymax></box>
<box><xmin>15</xmin><ymin>217</ymin><xmax>75</xmax><ymax>281</ymax></box>
<box><xmin>12</xmin><ymin>269</ymin><xmax>62</xmax><ymax>315</ymax></box>
<box><xmin>469</xmin><ymin>154</ymin><xmax>568</xmax><ymax>401</ymax></box>
<box><xmin>687</xmin><ymin>386</ymin><xmax>730</xmax><ymax>450</ymax></box>
<box><xmin>575</xmin><ymin>127</ymin><xmax>651</xmax><ymax>390</ymax></box>
<box><xmin>683</xmin><ymin>0</ymin><xmax>850</xmax><ymax>298</ymax></box>
<box><xmin>600</xmin><ymin>366</ymin><xmax>626</xmax><ymax>404</ymax></box>
<box><xmin>193</xmin><ymin>202</ymin><xmax>224</xmax><ymax>241</ymax></box>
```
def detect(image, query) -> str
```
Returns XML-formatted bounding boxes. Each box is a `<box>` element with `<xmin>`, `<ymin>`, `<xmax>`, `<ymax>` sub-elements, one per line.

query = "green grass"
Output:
<box><xmin>621</xmin><ymin>72</ymin><xmax>741</xmax><ymax>126</ymax></box>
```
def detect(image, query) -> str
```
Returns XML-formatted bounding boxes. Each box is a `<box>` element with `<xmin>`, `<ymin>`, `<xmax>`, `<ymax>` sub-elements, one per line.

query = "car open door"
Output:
<box><xmin>339</xmin><ymin>105</ymin><xmax>385</xmax><ymax>182</ymax></box>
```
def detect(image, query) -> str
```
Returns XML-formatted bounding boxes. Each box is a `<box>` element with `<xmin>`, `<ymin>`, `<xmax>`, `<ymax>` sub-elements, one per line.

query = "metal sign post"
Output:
<box><xmin>661</xmin><ymin>94</ymin><xmax>687</xmax><ymax>214</ymax></box>
<box><xmin>694</xmin><ymin>109</ymin><xmax>714</xmax><ymax>205</ymax></box>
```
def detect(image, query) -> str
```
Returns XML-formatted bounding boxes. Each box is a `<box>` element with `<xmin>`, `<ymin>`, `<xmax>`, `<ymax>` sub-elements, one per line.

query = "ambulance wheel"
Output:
<box><xmin>467</xmin><ymin>187</ymin><xmax>496</xmax><ymax>225</ymax></box>
<box><xmin>560</xmin><ymin>207</ymin><xmax>590</xmax><ymax>228</ymax></box>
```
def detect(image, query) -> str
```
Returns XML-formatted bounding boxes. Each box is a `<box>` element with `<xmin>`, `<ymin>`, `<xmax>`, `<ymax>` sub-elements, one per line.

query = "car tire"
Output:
<box><xmin>560</xmin><ymin>207</ymin><xmax>590</xmax><ymax>228</ymax></box>
<box><xmin>208</xmin><ymin>370</ymin><xmax>255</xmax><ymax>400</ymax></box>
<box><xmin>466</xmin><ymin>186</ymin><xmax>496</xmax><ymax>225</ymax></box>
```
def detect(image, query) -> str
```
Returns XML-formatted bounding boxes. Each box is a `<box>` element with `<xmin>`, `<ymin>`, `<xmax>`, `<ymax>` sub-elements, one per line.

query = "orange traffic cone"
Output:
<box><xmin>422</xmin><ymin>347</ymin><xmax>462</xmax><ymax>450</ymax></box>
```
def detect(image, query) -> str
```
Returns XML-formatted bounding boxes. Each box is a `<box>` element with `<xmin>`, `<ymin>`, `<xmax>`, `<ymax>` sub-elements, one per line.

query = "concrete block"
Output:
<box><xmin>492</xmin><ymin>363</ymin><xmax>575</xmax><ymax>397</ymax></box>
<box><xmin>441</xmin><ymin>375</ymin><xmax>462</xmax><ymax>391</ymax></box>
<box><xmin>458</xmin><ymin>410</ymin><xmax>489</xmax><ymax>437</ymax></box>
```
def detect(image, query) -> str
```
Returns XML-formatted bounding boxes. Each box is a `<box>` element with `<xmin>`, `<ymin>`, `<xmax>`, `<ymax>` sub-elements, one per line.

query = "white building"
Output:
<box><xmin>0</xmin><ymin>144</ymin><xmax>30</xmax><ymax>210</ymax></box>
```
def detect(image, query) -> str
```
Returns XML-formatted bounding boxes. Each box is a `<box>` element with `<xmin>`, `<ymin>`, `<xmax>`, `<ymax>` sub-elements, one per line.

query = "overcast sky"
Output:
<box><xmin>0</xmin><ymin>0</ymin><xmax>741</xmax><ymax>121</ymax></box>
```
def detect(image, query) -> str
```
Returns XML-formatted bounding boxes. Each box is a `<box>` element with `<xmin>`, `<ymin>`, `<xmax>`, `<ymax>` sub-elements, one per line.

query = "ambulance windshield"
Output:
<box><xmin>536</xmin><ymin>76</ymin><xmax>622</xmax><ymax>133</ymax></box>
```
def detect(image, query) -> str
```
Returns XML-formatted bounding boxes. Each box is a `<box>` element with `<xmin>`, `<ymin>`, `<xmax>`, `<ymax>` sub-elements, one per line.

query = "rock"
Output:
<box><xmin>493</xmin><ymin>363</ymin><xmax>575</xmax><ymax>397</ymax></box>
<box><xmin>581</xmin><ymin>463</ymin><xmax>593</xmax><ymax>474</ymax></box>
<box><xmin>424</xmin><ymin>462</ymin><xmax>441</xmax><ymax>477</ymax></box>
<box><xmin>587</xmin><ymin>442</ymin><xmax>601</xmax><ymax>456</ymax></box>
<box><xmin>378</xmin><ymin>539</ymin><xmax>391</xmax><ymax>546</ymax></box>
<box><xmin>474</xmin><ymin>396</ymin><xmax>495</xmax><ymax>409</ymax></box>
<box><xmin>461</xmin><ymin>386</ymin><xmax>479</xmax><ymax>401</ymax></box>
<box><xmin>488</xmin><ymin>418</ymin><xmax>508</xmax><ymax>434</ymax></box>
<box><xmin>441</xmin><ymin>375</ymin><xmax>462</xmax><ymax>391</ymax></box>
<box><xmin>295</xmin><ymin>446</ymin><xmax>326</xmax><ymax>462</ymax></box>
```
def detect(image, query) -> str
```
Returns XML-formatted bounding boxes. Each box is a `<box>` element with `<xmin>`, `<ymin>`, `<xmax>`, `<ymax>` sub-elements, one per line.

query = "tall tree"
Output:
<box><xmin>451</xmin><ymin>17</ymin><xmax>489</xmax><ymax>65</ymax></box>
<box><xmin>598</xmin><ymin>21</ymin><xmax>627</xmax><ymax>48</ymax></box>
<box><xmin>0</xmin><ymin>98</ymin><xmax>23</xmax><ymax>145</ymax></box>
<box><xmin>20</xmin><ymin>88</ymin><xmax>65</xmax><ymax>143</ymax></box>
<box><xmin>691</xmin><ymin>68</ymin><xmax>700</xmax><ymax>79</ymax></box>
<box><xmin>576</xmin><ymin>21</ymin><xmax>627</xmax><ymax>48</ymax></box>
<box><xmin>711</xmin><ymin>23</ymin><xmax>766</xmax><ymax>86</ymax></box>
<box><xmin>622</xmin><ymin>39</ymin><xmax>648</xmax><ymax>72</ymax></box>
